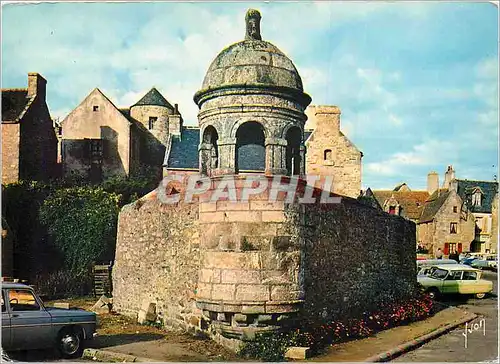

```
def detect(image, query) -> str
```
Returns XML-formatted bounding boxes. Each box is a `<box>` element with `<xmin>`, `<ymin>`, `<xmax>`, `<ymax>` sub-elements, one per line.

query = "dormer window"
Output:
<box><xmin>472</xmin><ymin>188</ymin><xmax>482</xmax><ymax>206</ymax></box>
<box><xmin>148</xmin><ymin>116</ymin><xmax>157</xmax><ymax>130</ymax></box>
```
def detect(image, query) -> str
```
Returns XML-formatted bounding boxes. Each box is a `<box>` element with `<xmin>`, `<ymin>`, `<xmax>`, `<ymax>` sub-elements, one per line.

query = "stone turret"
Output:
<box><xmin>194</xmin><ymin>9</ymin><xmax>311</xmax><ymax>177</ymax></box>
<box><xmin>130</xmin><ymin>87</ymin><xmax>181</xmax><ymax>145</ymax></box>
<box><xmin>427</xmin><ymin>171</ymin><xmax>439</xmax><ymax>195</ymax></box>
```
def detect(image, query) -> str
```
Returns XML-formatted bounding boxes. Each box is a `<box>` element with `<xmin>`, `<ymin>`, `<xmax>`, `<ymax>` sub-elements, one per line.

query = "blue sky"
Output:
<box><xmin>2</xmin><ymin>1</ymin><xmax>498</xmax><ymax>189</ymax></box>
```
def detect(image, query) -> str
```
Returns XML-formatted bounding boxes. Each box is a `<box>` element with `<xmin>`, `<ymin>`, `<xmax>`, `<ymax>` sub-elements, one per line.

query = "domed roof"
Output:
<box><xmin>201</xmin><ymin>40</ymin><xmax>304</xmax><ymax>91</ymax></box>
<box><xmin>195</xmin><ymin>9</ymin><xmax>310</xmax><ymax>105</ymax></box>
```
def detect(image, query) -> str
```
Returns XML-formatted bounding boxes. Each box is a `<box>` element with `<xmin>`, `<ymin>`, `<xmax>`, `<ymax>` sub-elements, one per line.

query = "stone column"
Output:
<box><xmin>265</xmin><ymin>137</ymin><xmax>288</xmax><ymax>175</ymax></box>
<box><xmin>199</xmin><ymin>142</ymin><xmax>211</xmax><ymax>176</ymax></box>
<box><xmin>217</xmin><ymin>137</ymin><xmax>237</xmax><ymax>175</ymax></box>
<box><xmin>299</xmin><ymin>145</ymin><xmax>306</xmax><ymax>176</ymax></box>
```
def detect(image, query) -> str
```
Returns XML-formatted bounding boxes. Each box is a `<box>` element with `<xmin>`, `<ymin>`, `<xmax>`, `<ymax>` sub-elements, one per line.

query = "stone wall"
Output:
<box><xmin>112</xmin><ymin>194</ymin><xmax>201</xmax><ymax>332</ymax></box>
<box><xmin>113</xmin><ymin>175</ymin><xmax>418</xmax><ymax>347</ymax></box>
<box><xmin>19</xmin><ymin>96</ymin><xmax>59</xmax><ymax>181</ymax></box>
<box><xmin>1</xmin><ymin>123</ymin><xmax>20</xmax><ymax>184</ymax></box>
<box><xmin>305</xmin><ymin>106</ymin><xmax>362</xmax><ymax>199</ymax></box>
<box><xmin>300</xmin><ymin>199</ymin><xmax>417</xmax><ymax>321</ymax></box>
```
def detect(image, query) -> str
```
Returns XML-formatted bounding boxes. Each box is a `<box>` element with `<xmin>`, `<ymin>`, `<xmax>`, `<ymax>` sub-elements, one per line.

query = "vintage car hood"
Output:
<box><xmin>46</xmin><ymin>307</ymin><xmax>96</xmax><ymax>321</ymax></box>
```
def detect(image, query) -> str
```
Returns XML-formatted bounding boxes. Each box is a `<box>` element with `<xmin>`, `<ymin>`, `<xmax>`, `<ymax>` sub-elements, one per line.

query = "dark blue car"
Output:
<box><xmin>1</xmin><ymin>282</ymin><xmax>97</xmax><ymax>358</ymax></box>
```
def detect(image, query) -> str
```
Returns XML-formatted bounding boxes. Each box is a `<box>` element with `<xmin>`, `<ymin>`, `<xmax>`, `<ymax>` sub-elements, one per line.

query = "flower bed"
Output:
<box><xmin>238</xmin><ymin>294</ymin><xmax>434</xmax><ymax>361</ymax></box>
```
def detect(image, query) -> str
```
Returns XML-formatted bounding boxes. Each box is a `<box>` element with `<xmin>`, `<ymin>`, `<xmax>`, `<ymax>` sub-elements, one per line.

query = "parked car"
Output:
<box><xmin>417</xmin><ymin>259</ymin><xmax>456</xmax><ymax>269</ymax></box>
<box><xmin>471</xmin><ymin>254</ymin><xmax>498</xmax><ymax>271</ymax></box>
<box><xmin>1</xmin><ymin>282</ymin><xmax>97</xmax><ymax>358</ymax></box>
<box><xmin>417</xmin><ymin>264</ymin><xmax>493</xmax><ymax>299</ymax></box>
<box><xmin>460</xmin><ymin>256</ymin><xmax>479</xmax><ymax>266</ymax></box>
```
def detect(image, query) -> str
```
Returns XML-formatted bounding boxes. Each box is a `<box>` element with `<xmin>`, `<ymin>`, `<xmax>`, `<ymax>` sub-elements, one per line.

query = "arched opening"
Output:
<box><xmin>235</xmin><ymin>122</ymin><xmax>265</xmax><ymax>173</ymax></box>
<box><xmin>285</xmin><ymin>126</ymin><xmax>302</xmax><ymax>176</ymax></box>
<box><xmin>201</xmin><ymin>126</ymin><xmax>219</xmax><ymax>176</ymax></box>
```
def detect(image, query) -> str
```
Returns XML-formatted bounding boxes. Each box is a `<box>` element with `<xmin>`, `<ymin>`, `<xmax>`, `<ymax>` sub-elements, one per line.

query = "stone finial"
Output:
<box><xmin>245</xmin><ymin>9</ymin><xmax>262</xmax><ymax>40</ymax></box>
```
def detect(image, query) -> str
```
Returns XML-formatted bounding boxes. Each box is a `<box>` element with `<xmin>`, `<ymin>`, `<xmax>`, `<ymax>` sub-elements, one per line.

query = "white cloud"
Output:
<box><xmin>366</xmin><ymin>140</ymin><xmax>459</xmax><ymax>176</ymax></box>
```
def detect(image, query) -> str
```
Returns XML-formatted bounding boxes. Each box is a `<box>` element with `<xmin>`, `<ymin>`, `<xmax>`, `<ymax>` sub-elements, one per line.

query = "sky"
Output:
<box><xmin>2</xmin><ymin>1</ymin><xmax>498</xmax><ymax>190</ymax></box>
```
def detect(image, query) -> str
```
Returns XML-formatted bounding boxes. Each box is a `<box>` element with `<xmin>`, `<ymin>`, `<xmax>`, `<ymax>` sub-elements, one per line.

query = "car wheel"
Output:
<box><xmin>58</xmin><ymin>327</ymin><xmax>83</xmax><ymax>358</ymax></box>
<box><xmin>427</xmin><ymin>288</ymin><xmax>440</xmax><ymax>300</ymax></box>
<box><xmin>475</xmin><ymin>292</ymin><xmax>486</xmax><ymax>299</ymax></box>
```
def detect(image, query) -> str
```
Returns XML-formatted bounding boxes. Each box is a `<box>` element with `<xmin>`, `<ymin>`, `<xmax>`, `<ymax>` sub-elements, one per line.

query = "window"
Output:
<box><xmin>462</xmin><ymin>271</ymin><xmax>477</xmax><ymax>280</ymax></box>
<box><xmin>453</xmin><ymin>206</ymin><xmax>458</xmax><ymax>213</ymax></box>
<box><xmin>93</xmin><ymin>105</ymin><xmax>99</xmax><ymax>112</ymax></box>
<box><xmin>389</xmin><ymin>206</ymin><xmax>396</xmax><ymax>215</ymax></box>
<box><xmin>472</xmin><ymin>190</ymin><xmax>482</xmax><ymax>206</ymax></box>
<box><xmin>445</xmin><ymin>271</ymin><xmax>462</xmax><ymax>280</ymax></box>
<box><xmin>89</xmin><ymin>139</ymin><xmax>103</xmax><ymax>160</ymax></box>
<box><xmin>148</xmin><ymin>116</ymin><xmax>157</xmax><ymax>130</ymax></box>
<box><xmin>7</xmin><ymin>289</ymin><xmax>40</xmax><ymax>311</ymax></box>
<box><xmin>448</xmin><ymin>242</ymin><xmax>457</xmax><ymax>252</ymax></box>
<box><xmin>1</xmin><ymin>292</ymin><xmax>5</xmax><ymax>312</ymax></box>
<box><xmin>430</xmin><ymin>268</ymin><xmax>448</xmax><ymax>280</ymax></box>
<box><xmin>324</xmin><ymin>149</ymin><xmax>332</xmax><ymax>161</ymax></box>
<box><xmin>450</xmin><ymin>222</ymin><xmax>457</xmax><ymax>234</ymax></box>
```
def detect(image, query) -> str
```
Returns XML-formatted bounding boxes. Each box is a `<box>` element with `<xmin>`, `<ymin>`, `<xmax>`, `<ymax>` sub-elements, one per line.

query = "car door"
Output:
<box><xmin>7</xmin><ymin>288</ymin><xmax>52</xmax><ymax>350</ymax></box>
<box><xmin>441</xmin><ymin>270</ymin><xmax>461</xmax><ymax>294</ymax></box>
<box><xmin>1</xmin><ymin>290</ymin><xmax>11</xmax><ymax>350</ymax></box>
<box><xmin>460</xmin><ymin>270</ymin><xmax>479</xmax><ymax>294</ymax></box>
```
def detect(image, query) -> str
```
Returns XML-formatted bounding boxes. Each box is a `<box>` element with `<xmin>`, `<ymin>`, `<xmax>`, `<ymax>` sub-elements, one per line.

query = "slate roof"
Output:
<box><xmin>133</xmin><ymin>88</ymin><xmax>174</xmax><ymax>110</ymax></box>
<box><xmin>456</xmin><ymin>179</ymin><xmax>498</xmax><ymax>214</ymax></box>
<box><xmin>166</xmin><ymin>127</ymin><xmax>200</xmax><ymax>170</ymax></box>
<box><xmin>372</xmin><ymin>189</ymin><xmax>430</xmax><ymax>220</ymax></box>
<box><xmin>2</xmin><ymin>89</ymin><xmax>29</xmax><ymax>123</ymax></box>
<box><xmin>419</xmin><ymin>189</ymin><xmax>450</xmax><ymax>223</ymax></box>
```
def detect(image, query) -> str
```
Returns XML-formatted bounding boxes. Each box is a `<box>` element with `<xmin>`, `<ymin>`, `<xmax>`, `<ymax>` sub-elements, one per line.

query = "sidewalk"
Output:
<box><xmin>83</xmin><ymin>306</ymin><xmax>475</xmax><ymax>362</ymax></box>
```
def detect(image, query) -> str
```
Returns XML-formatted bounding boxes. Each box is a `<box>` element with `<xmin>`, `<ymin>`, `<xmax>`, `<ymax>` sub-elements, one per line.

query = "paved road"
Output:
<box><xmin>394</xmin><ymin>270</ymin><xmax>498</xmax><ymax>362</ymax></box>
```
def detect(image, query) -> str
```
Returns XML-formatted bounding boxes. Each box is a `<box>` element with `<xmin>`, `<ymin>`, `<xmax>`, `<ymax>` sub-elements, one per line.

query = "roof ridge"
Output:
<box><xmin>1</xmin><ymin>88</ymin><xmax>28</xmax><ymax>92</ymax></box>
<box><xmin>457</xmin><ymin>178</ymin><xmax>498</xmax><ymax>184</ymax></box>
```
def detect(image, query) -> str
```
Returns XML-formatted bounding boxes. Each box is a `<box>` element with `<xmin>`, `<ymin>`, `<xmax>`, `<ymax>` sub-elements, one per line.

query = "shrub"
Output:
<box><xmin>32</xmin><ymin>269</ymin><xmax>93</xmax><ymax>299</ymax></box>
<box><xmin>238</xmin><ymin>294</ymin><xmax>434</xmax><ymax>361</ymax></box>
<box><xmin>39</xmin><ymin>187</ymin><xmax>121</xmax><ymax>273</ymax></box>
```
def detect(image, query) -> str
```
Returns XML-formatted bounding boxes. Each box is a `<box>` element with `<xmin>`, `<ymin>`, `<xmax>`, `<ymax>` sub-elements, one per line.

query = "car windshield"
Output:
<box><xmin>430</xmin><ymin>268</ymin><xmax>448</xmax><ymax>280</ymax></box>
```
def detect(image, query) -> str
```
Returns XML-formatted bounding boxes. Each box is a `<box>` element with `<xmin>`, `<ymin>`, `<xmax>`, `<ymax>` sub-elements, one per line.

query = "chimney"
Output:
<box><xmin>27</xmin><ymin>73</ymin><xmax>47</xmax><ymax>100</ymax></box>
<box><xmin>443</xmin><ymin>165</ymin><xmax>455</xmax><ymax>189</ymax></box>
<box><xmin>174</xmin><ymin>103</ymin><xmax>179</xmax><ymax>115</ymax></box>
<box><xmin>427</xmin><ymin>171</ymin><xmax>439</xmax><ymax>195</ymax></box>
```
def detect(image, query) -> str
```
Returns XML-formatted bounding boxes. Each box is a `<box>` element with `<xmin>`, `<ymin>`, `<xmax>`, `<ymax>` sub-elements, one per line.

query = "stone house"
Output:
<box><xmin>368</xmin><ymin>183</ymin><xmax>429</xmax><ymax>223</ymax></box>
<box><xmin>368</xmin><ymin>166</ymin><xmax>498</xmax><ymax>256</ymax></box>
<box><xmin>304</xmin><ymin>105</ymin><xmax>362</xmax><ymax>198</ymax></box>
<box><xmin>113</xmin><ymin>9</ymin><xmax>417</xmax><ymax>350</ymax></box>
<box><xmin>454</xmin><ymin>177</ymin><xmax>498</xmax><ymax>253</ymax></box>
<box><xmin>417</xmin><ymin>187</ymin><xmax>476</xmax><ymax>255</ymax></box>
<box><xmin>1</xmin><ymin>73</ymin><xmax>58</xmax><ymax>184</ymax></box>
<box><xmin>61</xmin><ymin>87</ymin><xmax>182</xmax><ymax>182</ymax></box>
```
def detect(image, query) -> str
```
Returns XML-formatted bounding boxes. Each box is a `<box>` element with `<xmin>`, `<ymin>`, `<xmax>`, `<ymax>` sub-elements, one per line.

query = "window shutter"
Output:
<box><xmin>458</xmin><ymin>243</ymin><xmax>463</xmax><ymax>253</ymax></box>
<box><xmin>444</xmin><ymin>243</ymin><xmax>449</xmax><ymax>255</ymax></box>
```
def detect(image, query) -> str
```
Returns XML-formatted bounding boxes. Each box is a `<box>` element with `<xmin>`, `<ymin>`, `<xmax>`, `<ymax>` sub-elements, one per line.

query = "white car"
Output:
<box><xmin>418</xmin><ymin>264</ymin><xmax>493</xmax><ymax>299</ymax></box>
